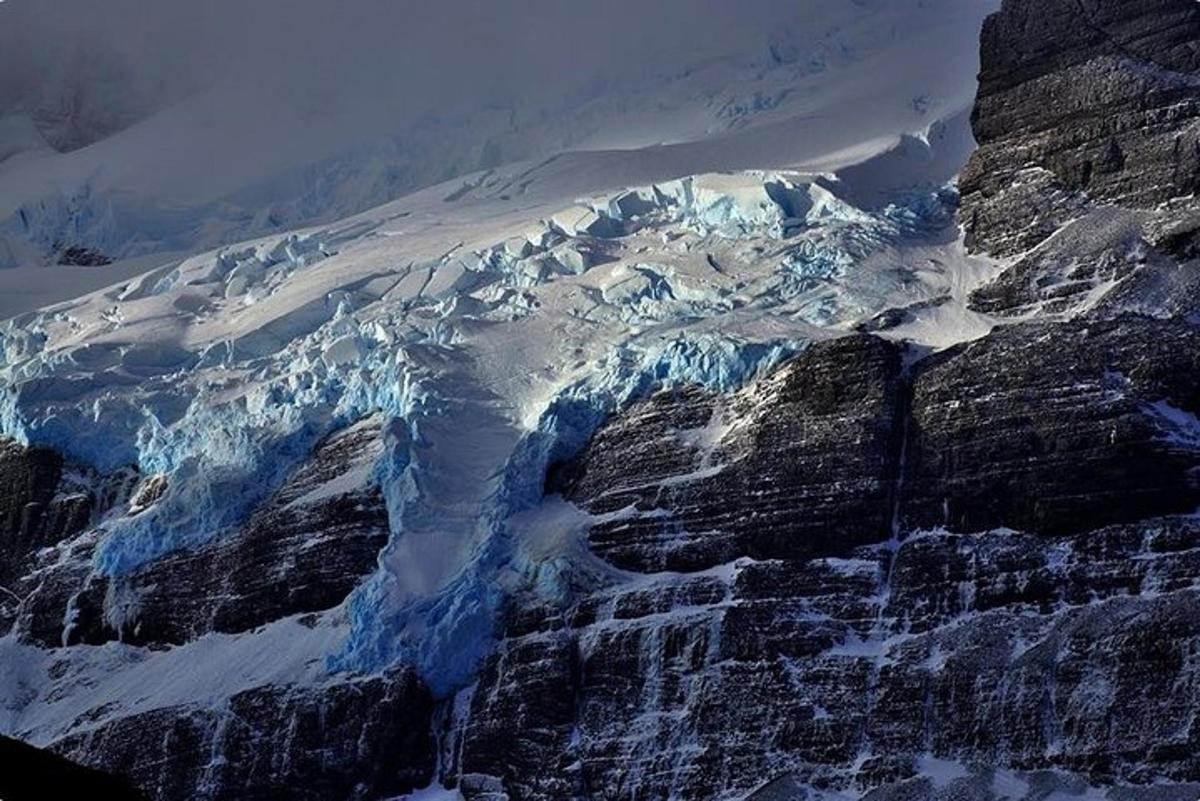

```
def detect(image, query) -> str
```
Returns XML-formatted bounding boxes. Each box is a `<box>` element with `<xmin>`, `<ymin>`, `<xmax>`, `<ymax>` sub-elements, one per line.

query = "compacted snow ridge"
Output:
<box><xmin>0</xmin><ymin>612</ymin><xmax>349</xmax><ymax>744</ymax></box>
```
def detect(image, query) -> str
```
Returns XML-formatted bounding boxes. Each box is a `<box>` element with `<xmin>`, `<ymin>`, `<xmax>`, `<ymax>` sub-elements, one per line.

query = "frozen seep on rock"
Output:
<box><xmin>451</xmin><ymin>317</ymin><xmax>1200</xmax><ymax>800</ymax></box>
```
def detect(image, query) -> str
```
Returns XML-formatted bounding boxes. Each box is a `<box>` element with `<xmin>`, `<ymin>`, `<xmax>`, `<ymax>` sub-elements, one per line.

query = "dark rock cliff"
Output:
<box><xmin>445</xmin><ymin>317</ymin><xmax>1200</xmax><ymax>800</ymax></box>
<box><xmin>960</xmin><ymin>0</ymin><xmax>1200</xmax><ymax>258</ymax></box>
<box><xmin>51</xmin><ymin>667</ymin><xmax>435</xmax><ymax>801</ymax></box>
<box><xmin>436</xmin><ymin>2</ymin><xmax>1200</xmax><ymax>794</ymax></box>
<box><xmin>0</xmin><ymin>418</ymin><xmax>437</xmax><ymax>801</ymax></box>
<box><xmin>552</xmin><ymin>335</ymin><xmax>905</xmax><ymax>573</ymax></box>
<box><xmin>15</xmin><ymin>417</ymin><xmax>391</xmax><ymax>648</ymax></box>
<box><xmin>958</xmin><ymin>0</ymin><xmax>1200</xmax><ymax>322</ymax></box>
<box><xmin>0</xmin><ymin>733</ymin><xmax>146</xmax><ymax>800</ymax></box>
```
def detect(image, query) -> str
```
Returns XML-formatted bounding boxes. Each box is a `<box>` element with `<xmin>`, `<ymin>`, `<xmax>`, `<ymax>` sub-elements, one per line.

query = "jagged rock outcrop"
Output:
<box><xmin>959</xmin><ymin>0</ymin><xmax>1200</xmax><ymax>258</ymax></box>
<box><xmin>454</xmin><ymin>517</ymin><xmax>1200</xmax><ymax>800</ymax></box>
<box><xmin>0</xmin><ymin>439</ymin><xmax>136</xmax><ymax>633</ymax></box>
<box><xmin>0</xmin><ymin>440</ymin><xmax>131</xmax><ymax>583</ymax></box>
<box><xmin>0</xmin><ymin>442</ymin><xmax>85</xmax><ymax>590</ymax></box>
<box><xmin>553</xmin><ymin>335</ymin><xmax>905</xmax><ymax>572</ymax></box>
<box><xmin>52</xmin><ymin>667</ymin><xmax>435</xmax><ymax>801</ymax></box>
<box><xmin>9</xmin><ymin>417</ymin><xmax>390</xmax><ymax>648</ymax></box>
<box><xmin>956</xmin><ymin>0</ymin><xmax>1200</xmax><ymax>329</ymax></box>
<box><xmin>445</xmin><ymin>316</ymin><xmax>1200</xmax><ymax>800</ymax></box>
<box><xmin>902</xmin><ymin>316</ymin><xmax>1200</xmax><ymax>534</ymax></box>
<box><xmin>963</xmin><ymin>204</ymin><xmax>1200</xmax><ymax>319</ymax></box>
<box><xmin>0</xmin><ymin>418</ymin><xmax>422</xmax><ymax>801</ymax></box>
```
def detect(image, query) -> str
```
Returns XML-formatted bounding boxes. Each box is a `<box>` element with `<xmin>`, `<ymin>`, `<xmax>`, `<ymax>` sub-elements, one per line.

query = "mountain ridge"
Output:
<box><xmin>4</xmin><ymin>1</ymin><xmax>1200</xmax><ymax>799</ymax></box>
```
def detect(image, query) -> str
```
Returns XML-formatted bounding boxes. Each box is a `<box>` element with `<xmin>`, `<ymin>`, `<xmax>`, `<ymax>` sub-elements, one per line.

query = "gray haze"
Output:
<box><xmin>0</xmin><ymin>0</ymin><xmax>994</xmax><ymax>305</ymax></box>
<box><xmin>0</xmin><ymin>0</ymin><xmax>811</xmax><ymax>149</ymax></box>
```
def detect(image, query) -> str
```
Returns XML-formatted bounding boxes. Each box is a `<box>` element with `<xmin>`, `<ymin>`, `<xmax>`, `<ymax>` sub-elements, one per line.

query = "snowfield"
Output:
<box><xmin>0</xmin><ymin>0</ymin><xmax>1002</xmax><ymax>742</ymax></box>
<box><xmin>0</xmin><ymin>0</ymin><xmax>992</xmax><ymax>273</ymax></box>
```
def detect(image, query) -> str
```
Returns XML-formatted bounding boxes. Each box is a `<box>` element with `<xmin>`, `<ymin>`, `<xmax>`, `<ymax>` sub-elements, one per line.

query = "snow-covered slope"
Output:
<box><xmin>0</xmin><ymin>0</ymin><xmax>1001</xmax><ymax>762</ymax></box>
<box><xmin>0</xmin><ymin>157</ymin><xmax>1000</xmax><ymax>697</ymax></box>
<box><xmin>10</xmin><ymin>2</ymin><xmax>1200</xmax><ymax>799</ymax></box>
<box><xmin>0</xmin><ymin>0</ymin><xmax>993</xmax><ymax>280</ymax></box>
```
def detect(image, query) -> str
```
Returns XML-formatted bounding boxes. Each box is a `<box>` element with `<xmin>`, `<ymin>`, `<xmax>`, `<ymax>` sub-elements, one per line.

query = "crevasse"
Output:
<box><xmin>0</xmin><ymin>171</ymin><xmax>964</xmax><ymax>695</ymax></box>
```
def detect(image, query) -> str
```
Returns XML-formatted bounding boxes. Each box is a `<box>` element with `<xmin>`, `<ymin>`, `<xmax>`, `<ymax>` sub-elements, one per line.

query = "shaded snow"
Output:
<box><xmin>0</xmin><ymin>613</ymin><xmax>349</xmax><ymax>745</ymax></box>
<box><xmin>0</xmin><ymin>0</ymin><xmax>1006</xmax><ymax>708</ymax></box>
<box><xmin>0</xmin><ymin>0</ymin><xmax>997</xmax><ymax>273</ymax></box>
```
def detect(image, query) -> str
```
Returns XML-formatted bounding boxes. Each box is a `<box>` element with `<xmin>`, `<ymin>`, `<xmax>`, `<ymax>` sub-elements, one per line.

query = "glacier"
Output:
<box><xmin>14</xmin><ymin>2</ymin><xmax>1200</xmax><ymax>798</ymax></box>
<box><xmin>0</xmin><ymin>154</ymin><xmax>1001</xmax><ymax>697</ymax></box>
<box><xmin>0</xmin><ymin>0</ymin><xmax>992</xmax><ymax>279</ymax></box>
<box><xmin>0</xmin><ymin>0</ymin><xmax>1012</xmax><ymax>704</ymax></box>
<box><xmin>330</xmin><ymin>332</ymin><xmax>801</xmax><ymax>695</ymax></box>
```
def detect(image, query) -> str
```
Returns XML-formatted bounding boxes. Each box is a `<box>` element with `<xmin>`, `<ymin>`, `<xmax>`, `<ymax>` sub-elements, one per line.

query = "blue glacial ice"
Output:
<box><xmin>0</xmin><ymin>170</ymin><xmax>965</xmax><ymax>696</ymax></box>
<box><xmin>329</xmin><ymin>332</ymin><xmax>802</xmax><ymax>697</ymax></box>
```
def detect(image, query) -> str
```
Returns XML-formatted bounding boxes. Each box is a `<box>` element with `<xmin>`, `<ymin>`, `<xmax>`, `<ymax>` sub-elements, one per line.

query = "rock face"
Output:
<box><xmin>0</xmin><ymin>418</ymin><xmax>433</xmax><ymax>801</ymax></box>
<box><xmin>52</xmin><ymin>667</ymin><xmax>435</xmax><ymax>801</ymax></box>
<box><xmin>956</xmin><ymin>0</ymin><xmax>1200</xmax><ymax>334</ymax></box>
<box><xmin>959</xmin><ymin>0</ymin><xmax>1200</xmax><ymax>258</ymax></box>
<box><xmin>9</xmin><ymin>417</ymin><xmax>390</xmax><ymax>648</ymax></box>
<box><xmin>0</xmin><ymin>439</ymin><xmax>131</xmax><ymax>585</ymax></box>
<box><xmin>961</xmin><ymin>205</ymin><xmax>1200</xmax><ymax>318</ymax></box>
<box><xmin>443</xmin><ymin>316</ymin><xmax>1200</xmax><ymax>801</ymax></box>
<box><xmin>456</xmin><ymin>521</ymin><xmax>1200</xmax><ymax>800</ymax></box>
<box><xmin>902</xmin><ymin>317</ymin><xmax>1200</xmax><ymax>534</ymax></box>
<box><xmin>552</xmin><ymin>335</ymin><xmax>905</xmax><ymax>572</ymax></box>
<box><xmin>0</xmin><ymin>439</ymin><xmax>136</xmax><ymax>635</ymax></box>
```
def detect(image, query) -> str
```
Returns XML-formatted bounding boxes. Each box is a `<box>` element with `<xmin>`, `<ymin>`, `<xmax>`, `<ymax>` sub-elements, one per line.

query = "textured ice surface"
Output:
<box><xmin>0</xmin><ymin>153</ymin><xmax>1001</xmax><ymax>694</ymax></box>
<box><xmin>330</xmin><ymin>331</ymin><xmax>800</xmax><ymax>694</ymax></box>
